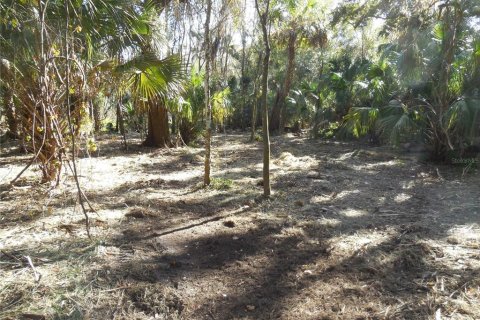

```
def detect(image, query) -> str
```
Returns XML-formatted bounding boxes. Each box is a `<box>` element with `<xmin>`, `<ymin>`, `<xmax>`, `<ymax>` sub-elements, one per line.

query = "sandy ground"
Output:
<box><xmin>0</xmin><ymin>132</ymin><xmax>479</xmax><ymax>320</ymax></box>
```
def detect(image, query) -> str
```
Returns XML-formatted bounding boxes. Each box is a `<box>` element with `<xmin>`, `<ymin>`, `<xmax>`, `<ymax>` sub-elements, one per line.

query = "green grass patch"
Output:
<box><xmin>210</xmin><ymin>177</ymin><xmax>234</xmax><ymax>190</ymax></box>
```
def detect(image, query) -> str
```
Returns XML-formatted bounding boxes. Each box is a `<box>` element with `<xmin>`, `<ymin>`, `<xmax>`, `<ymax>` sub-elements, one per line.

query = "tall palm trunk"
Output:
<box><xmin>144</xmin><ymin>103</ymin><xmax>170</xmax><ymax>147</ymax></box>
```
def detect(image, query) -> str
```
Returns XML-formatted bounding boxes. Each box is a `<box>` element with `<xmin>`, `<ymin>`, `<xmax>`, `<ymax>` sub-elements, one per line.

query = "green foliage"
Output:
<box><xmin>209</xmin><ymin>177</ymin><xmax>234</xmax><ymax>190</ymax></box>
<box><xmin>317</xmin><ymin>121</ymin><xmax>340</xmax><ymax>139</ymax></box>
<box><xmin>327</xmin><ymin>0</ymin><xmax>480</xmax><ymax>161</ymax></box>
<box><xmin>343</xmin><ymin>107</ymin><xmax>379</xmax><ymax>138</ymax></box>
<box><xmin>212</xmin><ymin>88</ymin><xmax>232</xmax><ymax>125</ymax></box>
<box><xmin>444</xmin><ymin>98</ymin><xmax>480</xmax><ymax>147</ymax></box>
<box><xmin>115</xmin><ymin>53</ymin><xmax>185</xmax><ymax>104</ymax></box>
<box><xmin>2</xmin><ymin>0</ymin><xmax>478</xmax><ymax>166</ymax></box>
<box><xmin>254</xmin><ymin>132</ymin><xmax>263</xmax><ymax>142</ymax></box>
<box><xmin>376</xmin><ymin>101</ymin><xmax>419</xmax><ymax>145</ymax></box>
<box><xmin>177</xmin><ymin>69</ymin><xmax>206</xmax><ymax>144</ymax></box>
<box><xmin>86</xmin><ymin>138</ymin><xmax>98</xmax><ymax>153</ymax></box>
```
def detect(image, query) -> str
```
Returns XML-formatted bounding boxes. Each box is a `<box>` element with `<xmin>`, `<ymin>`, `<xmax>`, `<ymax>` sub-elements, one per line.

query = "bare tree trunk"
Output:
<box><xmin>204</xmin><ymin>0</ymin><xmax>212</xmax><ymax>186</ymax></box>
<box><xmin>116</xmin><ymin>101</ymin><xmax>127</xmax><ymax>148</ymax></box>
<box><xmin>250</xmin><ymin>82</ymin><xmax>258</xmax><ymax>141</ymax></box>
<box><xmin>92</xmin><ymin>100</ymin><xmax>101</xmax><ymax>133</ymax></box>
<box><xmin>115</xmin><ymin>102</ymin><xmax>119</xmax><ymax>132</ymax></box>
<box><xmin>240</xmin><ymin>19</ymin><xmax>247</xmax><ymax>130</ymax></box>
<box><xmin>312</xmin><ymin>51</ymin><xmax>326</xmax><ymax>138</ymax></box>
<box><xmin>255</xmin><ymin>0</ymin><xmax>271</xmax><ymax>197</ymax></box>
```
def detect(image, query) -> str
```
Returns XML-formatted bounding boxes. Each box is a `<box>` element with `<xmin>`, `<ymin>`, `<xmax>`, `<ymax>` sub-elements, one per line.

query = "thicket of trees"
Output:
<box><xmin>1</xmin><ymin>0</ymin><xmax>479</xmax><ymax>193</ymax></box>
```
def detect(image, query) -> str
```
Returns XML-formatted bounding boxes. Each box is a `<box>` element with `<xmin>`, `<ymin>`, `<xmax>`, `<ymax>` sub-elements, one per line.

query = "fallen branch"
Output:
<box><xmin>24</xmin><ymin>255</ymin><xmax>41</xmax><ymax>282</ymax></box>
<box><xmin>143</xmin><ymin>205</ymin><xmax>250</xmax><ymax>240</ymax></box>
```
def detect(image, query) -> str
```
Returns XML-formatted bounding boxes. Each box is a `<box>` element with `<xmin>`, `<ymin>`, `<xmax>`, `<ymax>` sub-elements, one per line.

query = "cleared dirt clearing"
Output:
<box><xmin>1</xmin><ymin>133</ymin><xmax>479</xmax><ymax>319</ymax></box>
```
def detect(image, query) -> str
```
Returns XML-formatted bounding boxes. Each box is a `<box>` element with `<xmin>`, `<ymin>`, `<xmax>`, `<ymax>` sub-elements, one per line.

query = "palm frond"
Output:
<box><xmin>376</xmin><ymin>101</ymin><xmax>418</xmax><ymax>145</ymax></box>
<box><xmin>444</xmin><ymin>98</ymin><xmax>480</xmax><ymax>144</ymax></box>
<box><xmin>342</xmin><ymin>106</ymin><xmax>379</xmax><ymax>138</ymax></box>
<box><xmin>115</xmin><ymin>53</ymin><xmax>186</xmax><ymax>103</ymax></box>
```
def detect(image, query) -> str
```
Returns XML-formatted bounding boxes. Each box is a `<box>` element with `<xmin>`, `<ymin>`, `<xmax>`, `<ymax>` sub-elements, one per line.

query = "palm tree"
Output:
<box><xmin>114</xmin><ymin>53</ymin><xmax>185</xmax><ymax>147</ymax></box>
<box><xmin>0</xmin><ymin>0</ymin><xmax>171</xmax><ymax>182</ymax></box>
<box><xmin>335</xmin><ymin>0</ymin><xmax>480</xmax><ymax>161</ymax></box>
<box><xmin>269</xmin><ymin>0</ymin><xmax>327</xmax><ymax>133</ymax></box>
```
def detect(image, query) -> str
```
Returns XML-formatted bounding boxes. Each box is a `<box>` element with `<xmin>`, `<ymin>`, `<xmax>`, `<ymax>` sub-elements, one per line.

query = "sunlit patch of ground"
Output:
<box><xmin>1</xmin><ymin>133</ymin><xmax>479</xmax><ymax>319</ymax></box>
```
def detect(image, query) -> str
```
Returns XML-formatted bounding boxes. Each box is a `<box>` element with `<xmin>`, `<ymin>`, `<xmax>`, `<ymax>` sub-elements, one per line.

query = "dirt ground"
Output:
<box><xmin>0</xmin><ymin>132</ymin><xmax>479</xmax><ymax>320</ymax></box>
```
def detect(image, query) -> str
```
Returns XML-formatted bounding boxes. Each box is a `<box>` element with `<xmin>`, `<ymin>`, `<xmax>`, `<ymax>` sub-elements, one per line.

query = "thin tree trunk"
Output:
<box><xmin>92</xmin><ymin>100</ymin><xmax>101</xmax><ymax>133</ymax></box>
<box><xmin>255</xmin><ymin>0</ymin><xmax>271</xmax><ymax>197</ymax></box>
<box><xmin>250</xmin><ymin>82</ymin><xmax>258</xmax><ymax>141</ymax></box>
<box><xmin>240</xmin><ymin>18</ymin><xmax>247</xmax><ymax>130</ymax></box>
<box><xmin>88</xmin><ymin>99</ymin><xmax>94</xmax><ymax>121</ymax></box>
<box><xmin>115</xmin><ymin>102</ymin><xmax>119</xmax><ymax>132</ymax></box>
<box><xmin>312</xmin><ymin>51</ymin><xmax>325</xmax><ymax>137</ymax></box>
<box><xmin>204</xmin><ymin>0</ymin><xmax>212</xmax><ymax>186</ymax></box>
<box><xmin>116</xmin><ymin>101</ymin><xmax>127</xmax><ymax>148</ymax></box>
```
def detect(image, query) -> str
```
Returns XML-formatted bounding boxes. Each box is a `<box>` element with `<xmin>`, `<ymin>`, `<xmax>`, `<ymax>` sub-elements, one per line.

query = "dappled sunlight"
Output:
<box><xmin>0</xmin><ymin>206</ymin><xmax>130</xmax><ymax>250</ymax></box>
<box><xmin>315</xmin><ymin>217</ymin><xmax>342</xmax><ymax>227</ymax></box>
<box><xmin>160</xmin><ymin>169</ymin><xmax>203</xmax><ymax>181</ymax></box>
<box><xmin>78</xmin><ymin>156</ymin><xmax>153</xmax><ymax>190</ymax></box>
<box><xmin>310</xmin><ymin>189</ymin><xmax>361</xmax><ymax>204</ymax></box>
<box><xmin>310</xmin><ymin>194</ymin><xmax>333</xmax><ymax>203</ymax></box>
<box><xmin>335</xmin><ymin>189</ymin><xmax>361</xmax><ymax>200</ymax></box>
<box><xmin>400</xmin><ymin>179</ymin><xmax>417</xmax><ymax>189</ymax></box>
<box><xmin>351</xmin><ymin>159</ymin><xmax>401</xmax><ymax>170</ymax></box>
<box><xmin>1</xmin><ymin>0</ymin><xmax>478</xmax><ymax>315</ymax></box>
<box><xmin>328</xmin><ymin>231</ymin><xmax>392</xmax><ymax>255</ymax></box>
<box><xmin>0</xmin><ymin>213</ymin><xmax>98</xmax><ymax>250</ymax></box>
<box><xmin>394</xmin><ymin>192</ymin><xmax>412</xmax><ymax>203</ymax></box>
<box><xmin>445</xmin><ymin>224</ymin><xmax>480</xmax><ymax>248</ymax></box>
<box><xmin>339</xmin><ymin>207</ymin><xmax>368</xmax><ymax>217</ymax></box>
<box><xmin>0</xmin><ymin>161</ymin><xmax>37</xmax><ymax>183</ymax></box>
<box><xmin>335</xmin><ymin>150</ymin><xmax>359</xmax><ymax>161</ymax></box>
<box><xmin>97</xmin><ymin>208</ymin><xmax>128</xmax><ymax>221</ymax></box>
<box><xmin>376</xmin><ymin>196</ymin><xmax>387</xmax><ymax>206</ymax></box>
<box><xmin>2</xmin><ymin>133</ymin><xmax>479</xmax><ymax>319</ymax></box>
<box><xmin>273</xmin><ymin>152</ymin><xmax>318</xmax><ymax>169</ymax></box>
